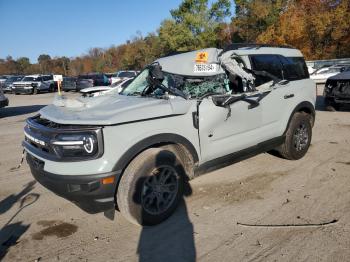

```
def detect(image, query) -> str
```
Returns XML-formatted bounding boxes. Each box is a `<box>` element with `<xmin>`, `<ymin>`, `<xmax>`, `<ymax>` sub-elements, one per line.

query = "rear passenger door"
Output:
<box><xmin>41</xmin><ymin>76</ymin><xmax>51</xmax><ymax>91</ymax></box>
<box><xmin>249</xmin><ymin>55</ymin><xmax>297</xmax><ymax>139</ymax></box>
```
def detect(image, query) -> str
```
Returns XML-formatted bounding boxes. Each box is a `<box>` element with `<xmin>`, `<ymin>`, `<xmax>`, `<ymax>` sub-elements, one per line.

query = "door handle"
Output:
<box><xmin>284</xmin><ymin>94</ymin><xmax>294</xmax><ymax>99</ymax></box>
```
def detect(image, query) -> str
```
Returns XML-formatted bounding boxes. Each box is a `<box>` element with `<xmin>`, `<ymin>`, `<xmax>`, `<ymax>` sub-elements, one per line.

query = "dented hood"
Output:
<box><xmin>39</xmin><ymin>94</ymin><xmax>192</xmax><ymax>126</ymax></box>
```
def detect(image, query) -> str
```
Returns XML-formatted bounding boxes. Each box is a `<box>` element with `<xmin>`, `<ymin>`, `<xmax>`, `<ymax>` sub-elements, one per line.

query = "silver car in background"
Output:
<box><xmin>0</xmin><ymin>85</ymin><xmax>9</xmax><ymax>108</ymax></box>
<box><xmin>3</xmin><ymin>75</ymin><xmax>24</xmax><ymax>93</ymax></box>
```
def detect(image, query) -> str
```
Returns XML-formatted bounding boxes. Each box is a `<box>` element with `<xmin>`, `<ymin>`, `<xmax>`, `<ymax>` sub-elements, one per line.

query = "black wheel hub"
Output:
<box><xmin>141</xmin><ymin>166</ymin><xmax>179</xmax><ymax>215</ymax></box>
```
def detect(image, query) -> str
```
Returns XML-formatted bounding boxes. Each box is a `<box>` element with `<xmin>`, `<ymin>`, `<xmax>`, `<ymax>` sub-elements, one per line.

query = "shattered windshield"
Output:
<box><xmin>120</xmin><ymin>68</ymin><xmax>228</xmax><ymax>98</ymax></box>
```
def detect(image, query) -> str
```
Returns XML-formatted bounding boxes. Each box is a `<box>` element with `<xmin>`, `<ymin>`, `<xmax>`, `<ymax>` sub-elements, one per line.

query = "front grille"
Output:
<box><xmin>13</xmin><ymin>84</ymin><xmax>32</xmax><ymax>88</ymax></box>
<box><xmin>327</xmin><ymin>80</ymin><xmax>350</xmax><ymax>98</ymax></box>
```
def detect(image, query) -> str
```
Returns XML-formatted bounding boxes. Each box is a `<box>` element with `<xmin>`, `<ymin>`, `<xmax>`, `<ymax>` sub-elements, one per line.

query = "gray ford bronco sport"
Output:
<box><xmin>23</xmin><ymin>44</ymin><xmax>316</xmax><ymax>226</ymax></box>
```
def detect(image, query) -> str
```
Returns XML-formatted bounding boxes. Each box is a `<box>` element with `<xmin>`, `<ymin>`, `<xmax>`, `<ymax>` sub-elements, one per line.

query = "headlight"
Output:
<box><xmin>52</xmin><ymin>133</ymin><xmax>99</xmax><ymax>158</ymax></box>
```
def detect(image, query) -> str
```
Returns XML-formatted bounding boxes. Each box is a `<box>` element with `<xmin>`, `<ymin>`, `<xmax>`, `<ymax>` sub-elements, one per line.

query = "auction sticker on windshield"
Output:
<box><xmin>194</xmin><ymin>63</ymin><xmax>217</xmax><ymax>73</ymax></box>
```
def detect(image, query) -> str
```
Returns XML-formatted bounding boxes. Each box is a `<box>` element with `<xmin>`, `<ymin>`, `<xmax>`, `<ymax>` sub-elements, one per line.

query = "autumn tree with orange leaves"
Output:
<box><xmin>234</xmin><ymin>0</ymin><xmax>350</xmax><ymax>60</ymax></box>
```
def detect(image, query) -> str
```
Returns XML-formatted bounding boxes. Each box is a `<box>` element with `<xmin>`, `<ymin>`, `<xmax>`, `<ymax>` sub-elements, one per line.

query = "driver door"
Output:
<box><xmin>198</xmin><ymin>95</ymin><xmax>263</xmax><ymax>163</ymax></box>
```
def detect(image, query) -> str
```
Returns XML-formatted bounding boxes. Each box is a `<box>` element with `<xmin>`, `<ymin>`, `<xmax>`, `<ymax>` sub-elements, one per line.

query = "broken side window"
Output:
<box><xmin>180</xmin><ymin>74</ymin><xmax>228</xmax><ymax>98</ymax></box>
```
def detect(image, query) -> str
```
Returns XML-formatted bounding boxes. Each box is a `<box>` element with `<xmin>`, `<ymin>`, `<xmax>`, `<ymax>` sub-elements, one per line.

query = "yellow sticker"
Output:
<box><xmin>195</xmin><ymin>52</ymin><xmax>208</xmax><ymax>63</ymax></box>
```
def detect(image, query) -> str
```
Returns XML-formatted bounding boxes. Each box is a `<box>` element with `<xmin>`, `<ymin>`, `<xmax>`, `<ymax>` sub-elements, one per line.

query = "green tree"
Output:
<box><xmin>16</xmin><ymin>57</ymin><xmax>31</xmax><ymax>74</ymax></box>
<box><xmin>38</xmin><ymin>54</ymin><xmax>52</xmax><ymax>74</ymax></box>
<box><xmin>159</xmin><ymin>0</ymin><xmax>231</xmax><ymax>53</ymax></box>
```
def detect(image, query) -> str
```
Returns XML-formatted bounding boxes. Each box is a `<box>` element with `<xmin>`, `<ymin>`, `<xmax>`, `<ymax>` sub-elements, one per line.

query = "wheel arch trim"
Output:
<box><xmin>284</xmin><ymin>101</ymin><xmax>315</xmax><ymax>134</ymax></box>
<box><xmin>113</xmin><ymin>133</ymin><xmax>199</xmax><ymax>173</ymax></box>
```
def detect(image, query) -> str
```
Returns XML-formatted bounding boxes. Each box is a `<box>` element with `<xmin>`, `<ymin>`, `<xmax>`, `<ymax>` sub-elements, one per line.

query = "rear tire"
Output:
<box><xmin>277</xmin><ymin>112</ymin><xmax>312</xmax><ymax>160</ymax></box>
<box><xmin>117</xmin><ymin>148</ymin><xmax>184</xmax><ymax>226</ymax></box>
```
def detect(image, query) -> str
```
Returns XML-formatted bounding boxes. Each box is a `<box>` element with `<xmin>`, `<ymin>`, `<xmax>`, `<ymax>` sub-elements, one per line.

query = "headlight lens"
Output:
<box><xmin>52</xmin><ymin>133</ymin><xmax>98</xmax><ymax>158</ymax></box>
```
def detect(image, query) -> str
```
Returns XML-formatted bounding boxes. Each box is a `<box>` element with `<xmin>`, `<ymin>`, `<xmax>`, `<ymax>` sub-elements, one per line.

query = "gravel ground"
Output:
<box><xmin>0</xmin><ymin>88</ymin><xmax>350</xmax><ymax>262</ymax></box>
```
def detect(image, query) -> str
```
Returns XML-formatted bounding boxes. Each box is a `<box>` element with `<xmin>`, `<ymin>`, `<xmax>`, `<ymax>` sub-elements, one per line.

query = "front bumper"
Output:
<box><xmin>324</xmin><ymin>84</ymin><xmax>350</xmax><ymax>105</ymax></box>
<box><xmin>13</xmin><ymin>87</ymin><xmax>33</xmax><ymax>94</ymax></box>
<box><xmin>0</xmin><ymin>97</ymin><xmax>9</xmax><ymax>108</ymax></box>
<box><xmin>3</xmin><ymin>86</ymin><xmax>13</xmax><ymax>93</ymax></box>
<box><xmin>26</xmin><ymin>153</ymin><xmax>121</xmax><ymax>213</ymax></box>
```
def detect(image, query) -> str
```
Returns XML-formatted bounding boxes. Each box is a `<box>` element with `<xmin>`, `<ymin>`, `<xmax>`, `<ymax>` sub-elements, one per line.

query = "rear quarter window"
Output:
<box><xmin>250</xmin><ymin>55</ymin><xmax>283</xmax><ymax>85</ymax></box>
<box><xmin>279</xmin><ymin>57</ymin><xmax>309</xmax><ymax>80</ymax></box>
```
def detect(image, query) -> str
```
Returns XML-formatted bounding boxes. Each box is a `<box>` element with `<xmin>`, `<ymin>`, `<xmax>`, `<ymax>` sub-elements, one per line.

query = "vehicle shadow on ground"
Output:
<box><xmin>0</xmin><ymin>182</ymin><xmax>40</xmax><ymax>260</ymax></box>
<box><xmin>0</xmin><ymin>105</ymin><xmax>45</xmax><ymax>118</ymax></box>
<box><xmin>136</xmin><ymin>152</ymin><xmax>196</xmax><ymax>262</ymax></box>
<box><xmin>0</xmin><ymin>181</ymin><xmax>36</xmax><ymax>215</ymax></box>
<box><xmin>137</xmin><ymin>200</ymin><xmax>196</xmax><ymax>262</ymax></box>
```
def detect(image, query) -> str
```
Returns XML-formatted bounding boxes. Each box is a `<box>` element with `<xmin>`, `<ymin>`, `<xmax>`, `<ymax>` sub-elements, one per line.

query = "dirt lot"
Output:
<box><xmin>0</xmin><ymin>90</ymin><xmax>350</xmax><ymax>262</ymax></box>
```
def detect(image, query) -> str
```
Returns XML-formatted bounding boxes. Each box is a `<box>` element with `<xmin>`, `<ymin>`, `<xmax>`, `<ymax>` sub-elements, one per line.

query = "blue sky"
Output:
<box><xmin>0</xmin><ymin>0</ymin><xmax>187</xmax><ymax>62</ymax></box>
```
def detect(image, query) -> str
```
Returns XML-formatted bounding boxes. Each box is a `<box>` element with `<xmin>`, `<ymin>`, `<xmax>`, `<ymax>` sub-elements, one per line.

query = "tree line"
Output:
<box><xmin>0</xmin><ymin>0</ymin><xmax>349</xmax><ymax>76</ymax></box>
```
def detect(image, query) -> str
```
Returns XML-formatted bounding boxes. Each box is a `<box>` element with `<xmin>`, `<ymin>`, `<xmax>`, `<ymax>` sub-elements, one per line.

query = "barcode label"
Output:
<box><xmin>194</xmin><ymin>63</ymin><xmax>217</xmax><ymax>73</ymax></box>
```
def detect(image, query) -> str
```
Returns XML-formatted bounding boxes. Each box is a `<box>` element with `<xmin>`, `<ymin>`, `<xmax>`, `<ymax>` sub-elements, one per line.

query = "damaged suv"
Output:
<box><xmin>324</xmin><ymin>70</ymin><xmax>350</xmax><ymax>111</ymax></box>
<box><xmin>23</xmin><ymin>44</ymin><xmax>315</xmax><ymax>226</ymax></box>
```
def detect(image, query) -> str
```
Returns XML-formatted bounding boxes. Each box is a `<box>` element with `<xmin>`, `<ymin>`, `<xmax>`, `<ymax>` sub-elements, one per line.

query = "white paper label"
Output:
<box><xmin>194</xmin><ymin>63</ymin><xmax>217</xmax><ymax>73</ymax></box>
<box><xmin>53</xmin><ymin>75</ymin><xmax>63</xmax><ymax>81</ymax></box>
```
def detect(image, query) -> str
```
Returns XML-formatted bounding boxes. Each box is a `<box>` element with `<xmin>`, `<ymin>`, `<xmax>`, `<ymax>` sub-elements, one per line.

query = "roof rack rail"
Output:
<box><xmin>223</xmin><ymin>43</ymin><xmax>294</xmax><ymax>52</ymax></box>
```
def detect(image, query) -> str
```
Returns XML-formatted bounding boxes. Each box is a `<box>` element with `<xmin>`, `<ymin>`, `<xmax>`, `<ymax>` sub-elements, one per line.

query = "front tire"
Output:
<box><xmin>117</xmin><ymin>148</ymin><xmax>184</xmax><ymax>226</ymax></box>
<box><xmin>277</xmin><ymin>112</ymin><xmax>312</xmax><ymax>160</ymax></box>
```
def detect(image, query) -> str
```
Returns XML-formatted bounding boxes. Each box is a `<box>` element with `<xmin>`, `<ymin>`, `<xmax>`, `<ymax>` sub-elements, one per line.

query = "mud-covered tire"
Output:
<box><xmin>117</xmin><ymin>148</ymin><xmax>184</xmax><ymax>226</ymax></box>
<box><xmin>278</xmin><ymin>112</ymin><xmax>312</xmax><ymax>160</ymax></box>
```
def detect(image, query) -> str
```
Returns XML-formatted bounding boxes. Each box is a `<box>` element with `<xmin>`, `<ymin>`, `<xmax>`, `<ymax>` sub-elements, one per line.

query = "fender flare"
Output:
<box><xmin>113</xmin><ymin>133</ymin><xmax>199</xmax><ymax>172</ymax></box>
<box><xmin>284</xmin><ymin>101</ymin><xmax>315</xmax><ymax>134</ymax></box>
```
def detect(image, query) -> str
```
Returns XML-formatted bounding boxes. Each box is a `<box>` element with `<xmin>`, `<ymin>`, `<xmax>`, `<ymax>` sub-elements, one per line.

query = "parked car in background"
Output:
<box><xmin>324</xmin><ymin>70</ymin><xmax>350</xmax><ymax>111</ymax></box>
<box><xmin>110</xmin><ymin>77</ymin><xmax>133</xmax><ymax>92</ymax></box>
<box><xmin>105</xmin><ymin>73</ymin><xmax>117</xmax><ymax>85</ymax></box>
<box><xmin>12</xmin><ymin>74</ymin><xmax>56</xmax><ymax>94</ymax></box>
<box><xmin>307</xmin><ymin>65</ymin><xmax>315</xmax><ymax>74</ymax></box>
<box><xmin>0</xmin><ymin>75</ymin><xmax>12</xmax><ymax>89</ymax></box>
<box><xmin>80</xmin><ymin>77</ymin><xmax>133</xmax><ymax>97</ymax></box>
<box><xmin>0</xmin><ymin>75</ymin><xmax>11</xmax><ymax>85</ymax></box>
<box><xmin>111</xmin><ymin>70</ymin><xmax>138</xmax><ymax>84</ymax></box>
<box><xmin>310</xmin><ymin>65</ymin><xmax>350</xmax><ymax>84</ymax></box>
<box><xmin>76</xmin><ymin>73</ymin><xmax>109</xmax><ymax>91</ymax></box>
<box><xmin>62</xmin><ymin>76</ymin><xmax>78</xmax><ymax>92</ymax></box>
<box><xmin>0</xmin><ymin>85</ymin><xmax>9</xmax><ymax>108</ymax></box>
<box><xmin>3</xmin><ymin>75</ymin><xmax>24</xmax><ymax>93</ymax></box>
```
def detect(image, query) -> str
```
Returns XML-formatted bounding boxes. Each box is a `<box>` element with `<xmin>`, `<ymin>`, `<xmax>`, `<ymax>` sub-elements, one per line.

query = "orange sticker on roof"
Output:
<box><xmin>195</xmin><ymin>52</ymin><xmax>208</xmax><ymax>63</ymax></box>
